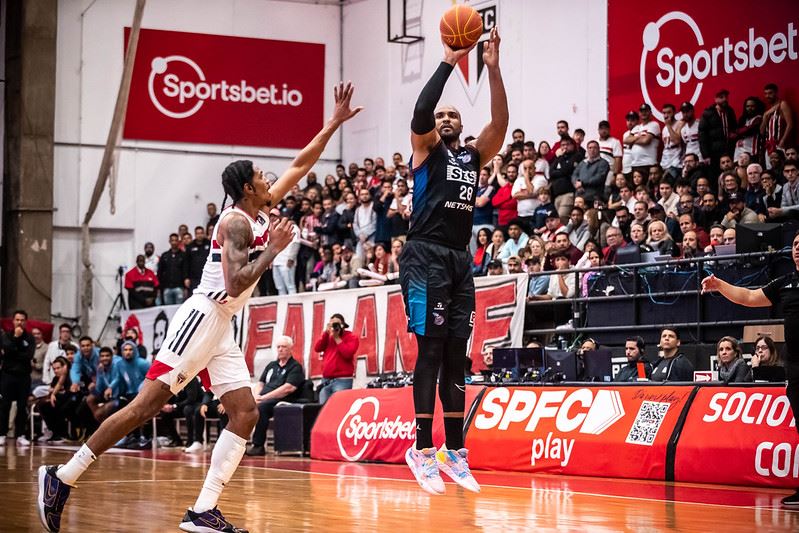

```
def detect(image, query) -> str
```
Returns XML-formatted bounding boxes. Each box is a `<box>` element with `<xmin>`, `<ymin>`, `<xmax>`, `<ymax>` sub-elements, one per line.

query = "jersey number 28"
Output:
<box><xmin>459</xmin><ymin>185</ymin><xmax>473</xmax><ymax>201</ymax></box>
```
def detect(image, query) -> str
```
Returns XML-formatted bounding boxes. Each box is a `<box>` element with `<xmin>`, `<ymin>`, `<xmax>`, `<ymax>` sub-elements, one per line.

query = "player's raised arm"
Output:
<box><xmin>219</xmin><ymin>215</ymin><xmax>293</xmax><ymax>297</ymax></box>
<box><xmin>410</xmin><ymin>39</ymin><xmax>476</xmax><ymax>161</ymax></box>
<box><xmin>268</xmin><ymin>82</ymin><xmax>363</xmax><ymax>206</ymax></box>
<box><xmin>471</xmin><ymin>27</ymin><xmax>509</xmax><ymax>164</ymax></box>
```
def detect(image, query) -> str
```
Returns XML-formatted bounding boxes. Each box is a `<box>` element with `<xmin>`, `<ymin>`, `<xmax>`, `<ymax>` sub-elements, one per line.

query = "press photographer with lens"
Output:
<box><xmin>313</xmin><ymin>313</ymin><xmax>359</xmax><ymax>404</ymax></box>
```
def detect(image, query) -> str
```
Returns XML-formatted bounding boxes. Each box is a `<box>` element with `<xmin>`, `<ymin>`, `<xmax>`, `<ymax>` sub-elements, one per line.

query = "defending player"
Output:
<box><xmin>37</xmin><ymin>83</ymin><xmax>362</xmax><ymax>533</ymax></box>
<box><xmin>401</xmin><ymin>28</ymin><xmax>508</xmax><ymax>494</ymax></box>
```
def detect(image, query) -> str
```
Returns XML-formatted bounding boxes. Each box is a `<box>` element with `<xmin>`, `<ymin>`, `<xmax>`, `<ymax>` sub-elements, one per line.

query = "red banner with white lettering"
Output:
<box><xmin>122</xmin><ymin>28</ymin><xmax>324</xmax><ymax>149</ymax></box>
<box><xmin>310</xmin><ymin>386</ymin><xmax>484</xmax><ymax>463</ymax></box>
<box><xmin>466</xmin><ymin>385</ymin><xmax>692</xmax><ymax>479</ymax></box>
<box><xmin>675</xmin><ymin>386</ymin><xmax>799</xmax><ymax>488</ymax></box>
<box><xmin>607</xmin><ymin>0</ymin><xmax>798</xmax><ymax>142</ymax></box>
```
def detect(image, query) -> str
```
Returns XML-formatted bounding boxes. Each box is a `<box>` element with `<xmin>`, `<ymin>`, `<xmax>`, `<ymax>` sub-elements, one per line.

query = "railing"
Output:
<box><xmin>522</xmin><ymin>249</ymin><xmax>792</xmax><ymax>344</ymax></box>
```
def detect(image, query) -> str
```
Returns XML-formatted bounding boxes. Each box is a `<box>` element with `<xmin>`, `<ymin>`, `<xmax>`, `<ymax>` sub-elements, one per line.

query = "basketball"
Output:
<box><xmin>440</xmin><ymin>4</ymin><xmax>483</xmax><ymax>50</ymax></box>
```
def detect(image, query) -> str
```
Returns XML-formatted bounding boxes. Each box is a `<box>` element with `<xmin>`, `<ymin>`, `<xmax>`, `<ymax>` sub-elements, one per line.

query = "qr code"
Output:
<box><xmin>625</xmin><ymin>401</ymin><xmax>670</xmax><ymax>446</ymax></box>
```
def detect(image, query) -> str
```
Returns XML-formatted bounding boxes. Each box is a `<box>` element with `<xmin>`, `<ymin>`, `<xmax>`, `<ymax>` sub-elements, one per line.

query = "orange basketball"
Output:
<box><xmin>440</xmin><ymin>4</ymin><xmax>483</xmax><ymax>50</ymax></box>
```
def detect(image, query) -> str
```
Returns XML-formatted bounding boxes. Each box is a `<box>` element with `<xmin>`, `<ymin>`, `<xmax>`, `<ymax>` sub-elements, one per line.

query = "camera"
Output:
<box><xmin>332</xmin><ymin>322</ymin><xmax>342</xmax><ymax>332</ymax></box>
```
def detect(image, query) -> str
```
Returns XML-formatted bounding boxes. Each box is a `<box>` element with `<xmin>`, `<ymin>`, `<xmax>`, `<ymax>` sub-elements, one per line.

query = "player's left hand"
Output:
<box><xmin>331</xmin><ymin>81</ymin><xmax>363</xmax><ymax>125</ymax></box>
<box><xmin>482</xmin><ymin>27</ymin><xmax>500</xmax><ymax>68</ymax></box>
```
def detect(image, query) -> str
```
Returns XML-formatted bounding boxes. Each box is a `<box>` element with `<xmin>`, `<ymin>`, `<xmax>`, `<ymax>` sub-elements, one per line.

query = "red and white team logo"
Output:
<box><xmin>336</xmin><ymin>397</ymin><xmax>416</xmax><ymax>461</ymax></box>
<box><xmin>454</xmin><ymin>1</ymin><xmax>497</xmax><ymax>105</ymax></box>
<box><xmin>640</xmin><ymin>11</ymin><xmax>798</xmax><ymax>121</ymax></box>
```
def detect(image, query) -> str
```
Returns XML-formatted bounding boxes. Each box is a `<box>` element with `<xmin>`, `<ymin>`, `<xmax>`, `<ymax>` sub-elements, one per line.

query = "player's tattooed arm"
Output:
<box><xmin>220</xmin><ymin>214</ymin><xmax>293</xmax><ymax>297</ymax></box>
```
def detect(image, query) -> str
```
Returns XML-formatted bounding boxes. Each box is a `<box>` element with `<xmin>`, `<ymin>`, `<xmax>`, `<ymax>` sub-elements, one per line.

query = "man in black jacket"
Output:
<box><xmin>550</xmin><ymin>136</ymin><xmax>583</xmax><ymax>220</ymax></box>
<box><xmin>650</xmin><ymin>327</ymin><xmax>695</xmax><ymax>382</ymax></box>
<box><xmin>315</xmin><ymin>197</ymin><xmax>342</xmax><ymax>247</ymax></box>
<box><xmin>158</xmin><ymin>233</ymin><xmax>189</xmax><ymax>305</ymax></box>
<box><xmin>186</xmin><ymin>226</ymin><xmax>211</xmax><ymax>291</ymax></box>
<box><xmin>614</xmin><ymin>337</ymin><xmax>653</xmax><ymax>382</ymax></box>
<box><xmin>0</xmin><ymin>310</ymin><xmax>35</xmax><ymax>446</ymax></box>
<box><xmin>699</xmin><ymin>89</ymin><xmax>737</xmax><ymax>180</ymax></box>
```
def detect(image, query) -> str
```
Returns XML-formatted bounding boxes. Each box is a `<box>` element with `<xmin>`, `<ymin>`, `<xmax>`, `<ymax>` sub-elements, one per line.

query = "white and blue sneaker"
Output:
<box><xmin>179</xmin><ymin>506</ymin><xmax>248</xmax><ymax>532</ymax></box>
<box><xmin>436</xmin><ymin>447</ymin><xmax>480</xmax><ymax>493</ymax></box>
<box><xmin>405</xmin><ymin>446</ymin><xmax>445</xmax><ymax>495</ymax></box>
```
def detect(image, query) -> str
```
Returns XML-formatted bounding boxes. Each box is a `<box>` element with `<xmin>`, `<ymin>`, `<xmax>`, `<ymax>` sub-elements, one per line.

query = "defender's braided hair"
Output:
<box><xmin>220</xmin><ymin>160</ymin><xmax>254</xmax><ymax>210</ymax></box>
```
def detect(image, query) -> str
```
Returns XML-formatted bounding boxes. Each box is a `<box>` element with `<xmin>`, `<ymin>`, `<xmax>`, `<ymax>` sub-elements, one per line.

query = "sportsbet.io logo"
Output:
<box><xmin>148</xmin><ymin>55</ymin><xmax>304</xmax><ymax>119</ymax></box>
<box><xmin>640</xmin><ymin>11</ymin><xmax>798</xmax><ymax>122</ymax></box>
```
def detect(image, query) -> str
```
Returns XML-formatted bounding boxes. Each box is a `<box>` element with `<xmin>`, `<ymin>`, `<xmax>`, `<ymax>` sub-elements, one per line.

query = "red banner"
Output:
<box><xmin>675</xmin><ymin>387</ymin><xmax>799</xmax><ymax>488</ymax></box>
<box><xmin>123</xmin><ymin>28</ymin><xmax>324</xmax><ymax>149</ymax></box>
<box><xmin>608</xmin><ymin>0</ymin><xmax>798</xmax><ymax>139</ymax></box>
<box><xmin>465</xmin><ymin>385</ymin><xmax>692</xmax><ymax>479</ymax></box>
<box><xmin>310</xmin><ymin>386</ymin><xmax>484</xmax><ymax>463</ymax></box>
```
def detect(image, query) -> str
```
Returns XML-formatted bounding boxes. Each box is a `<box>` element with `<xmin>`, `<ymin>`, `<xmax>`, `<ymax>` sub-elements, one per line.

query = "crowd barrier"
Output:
<box><xmin>310</xmin><ymin>383</ymin><xmax>799</xmax><ymax>488</ymax></box>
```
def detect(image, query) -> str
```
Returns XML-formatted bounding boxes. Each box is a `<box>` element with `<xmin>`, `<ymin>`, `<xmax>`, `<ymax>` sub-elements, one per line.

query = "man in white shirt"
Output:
<box><xmin>596</xmin><ymin>120</ymin><xmax>622</xmax><ymax>184</ymax></box>
<box><xmin>658</xmin><ymin>181</ymin><xmax>680</xmax><ymax>218</ymax></box>
<box><xmin>352</xmin><ymin>188</ymin><xmax>376</xmax><ymax>256</ymax></box>
<box><xmin>513</xmin><ymin>159</ymin><xmax>544</xmax><ymax>232</ymax></box>
<box><xmin>677</xmin><ymin>101</ymin><xmax>704</xmax><ymax>162</ymax></box>
<box><xmin>42</xmin><ymin>323</ymin><xmax>73</xmax><ymax>384</ymax></box>
<box><xmin>660</xmin><ymin>103</ymin><xmax>684</xmax><ymax>182</ymax></box>
<box><xmin>268</xmin><ymin>208</ymin><xmax>301</xmax><ymax>295</ymax></box>
<box><xmin>625</xmin><ymin>104</ymin><xmax>661</xmax><ymax>177</ymax></box>
<box><xmin>621</xmin><ymin>111</ymin><xmax>638</xmax><ymax>176</ymax></box>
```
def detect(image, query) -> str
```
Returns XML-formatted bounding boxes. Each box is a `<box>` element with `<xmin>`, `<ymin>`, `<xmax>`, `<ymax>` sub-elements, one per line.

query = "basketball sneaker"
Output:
<box><xmin>179</xmin><ymin>507</ymin><xmax>249</xmax><ymax>532</ymax></box>
<box><xmin>436</xmin><ymin>447</ymin><xmax>480</xmax><ymax>493</ymax></box>
<box><xmin>405</xmin><ymin>446</ymin><xmax>445</xmax><ymax>495</ymax></box>
<box><xmin>37</xmin><ymin>465</ymin><xmax>71</xmax><ymax>533</ymax></box>
<box><xmin>781</xmin><ymin>489</ymin><xmax>799</xmax><ymax>507</ymax></box>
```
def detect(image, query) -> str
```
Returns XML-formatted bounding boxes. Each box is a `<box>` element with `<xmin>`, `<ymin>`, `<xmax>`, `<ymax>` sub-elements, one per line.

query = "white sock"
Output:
<box><xmin>56</xmin><ymin>444</ymin><xmax>96</xmax><ymax>487</ymax></box>
<box><xmin>193</xmin><ymin>430</ymin><xmax>246</xmax><ymax>513</ymax></box>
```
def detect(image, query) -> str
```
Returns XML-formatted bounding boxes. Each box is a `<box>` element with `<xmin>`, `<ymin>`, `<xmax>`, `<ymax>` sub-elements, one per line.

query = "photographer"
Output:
<box><xmin>314</xmin><ymin>313</ymin><xmax>359</xmax><ymax>404</ymax></box>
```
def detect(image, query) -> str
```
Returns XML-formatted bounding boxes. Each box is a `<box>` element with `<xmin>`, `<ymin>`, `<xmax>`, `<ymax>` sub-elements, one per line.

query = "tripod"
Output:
<box><xmin>99</xmin><ymin>266</ymin><xmax>128</xmax><ymax>342</ymax></box>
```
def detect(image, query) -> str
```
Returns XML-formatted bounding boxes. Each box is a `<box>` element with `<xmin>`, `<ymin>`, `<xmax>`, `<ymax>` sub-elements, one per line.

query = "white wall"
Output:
<box><xmin>341</xmin><ymin>0</ymin><xmax>608</xmax><ymax>164</ymax></box>
<box><xmin>53</xmin><ymin>0</ymin><xmax>342</xmax><ymax>339</ymax></box>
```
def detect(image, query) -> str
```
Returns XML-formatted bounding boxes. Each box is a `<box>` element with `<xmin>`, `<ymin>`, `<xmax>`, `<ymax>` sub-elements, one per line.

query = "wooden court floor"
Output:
<box><xmin>1</xmin><ymin>445</ymin><xmax>797</xmax><ymax>532</ymax></box>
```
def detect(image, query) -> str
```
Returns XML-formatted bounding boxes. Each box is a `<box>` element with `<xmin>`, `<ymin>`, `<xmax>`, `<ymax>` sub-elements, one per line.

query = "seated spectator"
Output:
<box><xmin>117</xmin><ymin>340</ymin><xmax>150</xmax><ymax>400</ymax></box>
<box><xmin>43</xmin><ymin>323</ymin><xmax>73</xmax><ymax>384</ymax></box>
<box><xmin>315</xmin><ymin>314</ymin><xmax>359</xmax><ymax>404</ymax></box>
<box><xmin>525</xmin><ymin>236</ymin><xmax>547</xmax><ymax>270</ymax></box>
<box><xmin>657</xmin><ymin>181</ymin><xmax>680</xmax><ymax>218</ymax></box>
<box><xmin>86</xmin><ymin>346</ymin><xmax>121</xmax><ymax>425</ymax></box>
<box><xmin>651</xmin><ymin>328</ymin><xmax>695</xmax><ymax>381</ymax></box>
<box><xmin>246</xmin><ymin>336</ymin><xmax>306</xmax><ymax>456</ymax></box>
<box><xmin>769</xmin><ymin>161</ymin><xmax>799</xmax><ymax>219</ymax></box>
<box><xmin>544</xmin><ymin>253</ymin><xmax>576</xmax><ymax>299</ymax></box>
<box><xmin>722</xmin><ymin>227</ymin><xmax>736</xmax><ymax>246</ymax></box>
<box><xmin>498</xmin><ymin>220</ymin><xmax>529</xmax><ymax>263</ymax></box>
<box><xmin>646</xmin><ymin>220</ymin><xmax>675</xmax><ymax>256</ymax></box>
<box><xmin>680</xmin><ymin>231</ymin><xmax>704</xmax><ymax>259</ymax></box>
<box><xmin>36</xmin><ymin>356</ymin><xmax>78</xmax><ymax>444</ymax></box>
<box><xmin>602</xmin><ymin>226</ymin><xmax>628</xmax><ymax>265</ymax></box>
<box><xmin>566</xmin><ymin>207</ymin><xmax>591</xmax><ymax>250</ymax></box>
<box><xmin>526</xmin><ymin>260</ymin><xmax>550</xmax><ymax>298</ymax></box>
<box><xmin>751</xmin><ymin>335</ymin><xmax>782</xmax><ymax>368</ymax></box>
<box><xmin>486</xmin><ymin>259</ymin><xmax>505</xmax><ymax>276</ymax></box>
<box><xmin>311</xmin><ymin>246</ymin><xmax>342</xmax><ymax>291</ymax></box>
<box><xmin>678</xmin><ymin>213</ymin><xmax>710</xmax><ymax>249</ymax></box>
<box><xmin>703</xmin><ymin>224</ymin><xmax>726</xmax><ymax>253</ymax></box>
<box><xmin>156</xmin><ymin>374</ymin><xmax>203</xmax><ymax>449</ymax></box>
<box><xmin>629</xmin><ymin>222</ymin><xmax>653</xmax><ymax>252</ymax></box>
<box><xmin>540</xmin><ymin>209</ymin><xmax>565</xmax><ymax>242</ymax></box>
<box><xmin>185</xmin><ymin>392</ymin><xmax>229</xmax><ymax>453</ymax></box>
<box><xmin>0</xmin><ymin>310</ymin><xmax>35</xmax><ymax>447</ymax></box>
<box><xmin>716</xmin><ymin>336</ymin><xmax>753</xmax><ymax>383</ymax></box>
<box><xmin>506</xmin><ymin>256</ymin><xmax>524</xmax><ymax>274</ymax></box>
<box><xmin>472</xmin><ymin>227</ymin><xmax>492</xmax><ymax>276</ymax></box>
<box><xmin>546</xmin><ymin>232</ymin><xmax>583</xmax><ymax>268</ymax></box>
<box><xmin>357</xmin><ymin>242</ymin><xmax>394</xmax><ymax>287</ymax></box>
<box><xmin>580</xmin><ymin>248</ymin><xmax>603</xmax><ymax>296</ymax></box>
<box><xmin>612</xmin><ymin>206</ymin><xmax>632</xmax><ymax>240</ymax></box>
<box><xmin>124</xmin><ymin>254</ymin><xmax>159</xmax><ymax>309</ymax></box>
<box><xmin>721</xmin><ymin>192</ymin><xmax>759</xmax><ymax>229</ymax></box>
<box><xmin>338</xmin><ymin>243</ymin><xmax>364</xmax><ymax>289</ymax></box>
<box><xmin>761</xmin><ymin>171</ymin><xmax>782</xmax><ymax>219</ymax></box>
<box><xmin>614</xmin><ymin>337</ymin><xmax>653</xmax><ymax>382</ymax></box>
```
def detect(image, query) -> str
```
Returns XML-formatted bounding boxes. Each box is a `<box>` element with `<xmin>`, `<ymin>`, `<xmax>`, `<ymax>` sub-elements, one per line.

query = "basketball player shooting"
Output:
<box><xmin>401</xmin><ymin>27</ymin><xmax>507</xmax><ymax>495</ymax></box>
<box><xmin>36</xmin><ymin>82</ymin><xmax>362</xmax><ymax>533</ymax></box>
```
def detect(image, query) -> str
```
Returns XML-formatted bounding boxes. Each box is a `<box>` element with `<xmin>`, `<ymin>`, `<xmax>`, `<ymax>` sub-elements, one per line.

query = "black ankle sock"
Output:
<box><xmin>415</xmin><ymin>417</ymin><xmax>434</xmax><ymax>449</ymax></box>
<box><xmin>444</xmin><ymin>416</ymin><xmax>463</xmax><ymax>450</ymax></box>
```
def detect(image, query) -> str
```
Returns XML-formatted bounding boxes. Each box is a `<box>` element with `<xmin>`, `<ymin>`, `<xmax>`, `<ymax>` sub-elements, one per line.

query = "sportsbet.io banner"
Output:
<box><xmin>121</xmin><ymin>273</ymin><xmax>528</xmax><ymax>386</ymax></box>
<box><xmin>123</xmin><ymin>28</ymin><xmax>324</xmax><ymax>149</ymax></box>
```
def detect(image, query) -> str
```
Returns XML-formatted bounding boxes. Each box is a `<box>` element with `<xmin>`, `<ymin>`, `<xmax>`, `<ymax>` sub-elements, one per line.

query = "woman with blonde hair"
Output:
<box><xmin>646</xmin><ymin>220</ymin><xmax>674</xmax><ymax>256</ymax></box>
<box><xmin>525</xmin><ymin>235</ymin><xmax>547</xmax><ymax>270</ymax></box>
<box><xmin>716</xmin><ymin>336</ymin><xmax>752</xmax><ymax>383</ymax></box>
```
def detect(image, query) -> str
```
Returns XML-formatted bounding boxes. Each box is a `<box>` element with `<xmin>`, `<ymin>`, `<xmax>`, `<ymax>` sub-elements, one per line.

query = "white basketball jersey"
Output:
<box><xmin>195</xmin><ymin>206</ymin><xmax>269</xmax><ymax>314</ymax></box>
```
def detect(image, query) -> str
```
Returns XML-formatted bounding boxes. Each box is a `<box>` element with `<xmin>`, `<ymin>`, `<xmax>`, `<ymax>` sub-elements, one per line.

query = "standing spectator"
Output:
<box><xmin>124</xmin><ymin>255</ymin><xmax>159</xmax><ymax>309</ymax></box>
<box><xmin>304</xmin><ymin>171</ymin><xmax>324</xmax><ymax>197</ymax></box>
<box><xmin>549</xmin><ymin>137</ymin><xmax>581</xmax><ymax>219</ymax></box>
<box><xmin>650</xmin><ymin>328</ymin><xmax>694</xmax><ymax>382</ymax></box>
<box><xmin>571</xmin><ymin>140</ymin><xmax>610</xmax><ymax>204</ymax></box>
<box><xmin>596</xmin><ymin>120</ymin><xmax>622</xmax><ymax>176</ymax></box>
<box><xmin>43</xmin><ymin>323</ymin><xmax>72</xmax><ymax>384</ymax></box>
<box><xmin>387</xmin><ymin>178</ymin><xmax>412</xmax><ymax>238</ymax></box>
<box><xmin>206</xmin><ymin>202</ymin><xmax>219</xmax><ymax>226</ymax></box>
<box><xmin>716</xmin><ymin>336</ymin><xmax>752</xmax><ymax>384</ymax></box>
<box><xmin>0</xmin><ymin>310</ymin><xmax>34</xmax><ymax>446</ymax></box>
<box><xmin>491</xmin><ymin>163</ymin><xmax>519</xmax><ymax>231</ymax></box>
<box><xmin>626</xmin><ymin>103</ymin><xmax>661</xmax><ymax>179</ymax></box>
<box><xmin>532</xmin><ymin>187</ymin><xmax>556</xmax><ymax>231</ymax></box>
<box><xmin>337</xmin><ymin>192</ymin><xmax>358</xmax><ymax>246</ymax></box>
<box><xmin>678</xmin><ymin>102</ymin><xmax>703</xmax><ymax>162</ymax></box>
<box><xmin>621</xmin><ymin>111</ymin><xmax>638</xmax><ymax>177</ymax></box>
<box><xmin>761</xmin><ymin>83</ymin><xmax>794</xmax><ymax>168</ymax></box>
<box><xmin>186</xmin><ymin>226</ymin><xmax>211</xmax><ymax>291</ymax></box>
<box><xmin>158</xmin><ymin>233</ymin><xmax>188</xmax><ymax>305</ymax></box>
<box><xmin>143</xmin><ymin>242</ymin><xmax>159</xmax><ymax>273</ymax></box>
<box><xmin>245</xmin><ymin>336</ymin><xmax>305</xmax><ymax>456</ymax></box>
<box><xmin>734</xmin><ymin>97</ymin><xmax>765</xmax><ymax>162</ymax></box>
<box><xmin>699</xmin><ymin>89</ymin><xmax>737</xmax><ymax>177</ymax></box>
<box><xmin>314</xmin><ymin>314</ymin><xmax>359</xmax><ymax>404</ymax></box>
<box><xmin>353</xmin><ymin>187</ymin><xmax>376</xmax><ymax>256</ymax></box>
<box><xmin>31</xmin><ymin>327</ymin><xmax>48</xmax><ymax>387</ymax></box>
<box><xmin>269</xmin><ymin>208</ymin><xmax>301</xmax><ymax>295</ymax></box>
<box><xmin>316</xmin><ymin>197</ymin><xmax>342</xmax><ymax>247</ymax></box>
<box><xmin>660</xmin><ymin>103</ymin><xmax>684</xmax><ymax>181</ymax></box>
<box><xmin>546</xmin><ymin>120</ymin><xmax>571</xmax><ymax>162</ymax></box>
<box><xmin>372</xmin><ymin>179</ymin><xmax>395</xmax><ymax>249</ymax></box>
<box><xmin>513</xmin><ymin>159</ymin><xmax>540</xmax><ymax>233</ymax></box>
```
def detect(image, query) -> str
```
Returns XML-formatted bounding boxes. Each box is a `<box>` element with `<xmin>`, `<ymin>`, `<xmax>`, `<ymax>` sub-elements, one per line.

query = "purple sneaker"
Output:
<box><xmin>37</xmin><ymin>465</ymin><xmax>71</xmax><ymax>533</ymax></box>
<box><xmin>179</xmin><ymin>506</ymin><xmax>249</xmax><ymax>532</ymax></box>
<box><xmin>405</xmin><ymin>446</ymin><xmax>445</xmax><ymax>495</ymax></box>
